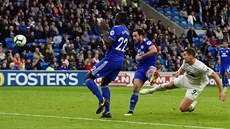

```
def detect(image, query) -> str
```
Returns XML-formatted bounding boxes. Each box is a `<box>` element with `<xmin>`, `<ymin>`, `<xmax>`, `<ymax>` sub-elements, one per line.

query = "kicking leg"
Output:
<box><xmin>146</xmin><ymin>68</ymin><xmax>160</xmax><ymax>85</ymax></box>
<box><xmin>140</xmin><ymin>81</ymin><xmax>177</xmax><ymax>95</ymax></box>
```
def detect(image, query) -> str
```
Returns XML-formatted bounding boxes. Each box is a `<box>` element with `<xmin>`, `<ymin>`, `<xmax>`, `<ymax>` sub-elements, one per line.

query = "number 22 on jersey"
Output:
<box><xmin>115</xmin><ymin>37</ymin><xmax>128</xmax><ymax>52</ymax></box>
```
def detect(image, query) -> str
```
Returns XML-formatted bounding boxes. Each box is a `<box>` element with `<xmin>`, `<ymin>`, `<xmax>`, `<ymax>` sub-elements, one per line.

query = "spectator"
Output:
<box><xmin>46</xmin><ymin>64</ymin><xmax>55</xmax><ymax>71</ymax></box>
<box><xmin>68</xmin><ymin>55</ymin><xmax>76</xmax><ymax>69</ymax></box>
<box><xmin>85</xmin><ymin>60</ymin><xmax>94</xmax><ymax>71</ymax></box>
<box><xmin>12</xmin><ymin>53</ymin><xmax>21</xmax><ymax>70</ymax></box>
<box><xmin>0</xmin><ymin>43</ymin><xmax>6</xmax><ymax>63</ymax></box>
<box><xmin>209</xmin><ymin>36</ymin><xmax>217</xmax><ymax>46</ymax></box>
<box><xmin>32</xmin><ymin>48</ymin><xmax>44</xmax><ymax>70</ymax></box>
<box><xmin>215</xmin><ymin>27</ymin><xmax>224</xmax><ymax>41</ymax></box>
<box><xmin>123</xmin><ymin>54</ymin><xmax>132</xmax><ymax>71</ymax></box>
<box><xmin>187</xmin><ymin>11</ymin><xmax>196</xmax><ymax>25</ymax></box>
<box><xmin>76</xmin><ymin>58</ymin><xmax>85</xmax><ymax>70</ymax></box>
<box><xmin>45</xmin><ymin>49</ymin><xmax>54</xmax><ymax>63</ymax></box>
<box><xmin>187</xmin><ymin>27</ymin><xmax>198</xmax><ymax>43</ymax></box>
<box><xmin>196</xmin><ymin>11</ymin><xmax>204</xmax><ymax>25</ymax></box>
<box><xmin>1</xmin><ymin>62</ymin><xmax>9</xmax><ymax>70</ymax></box>
<box><xmin>180</xmin><ymin>5</ymin><xmax>188</xmax><ymax>18</ymax></box>
<box><xmin>206</xmin><ymin>27</ymin><xmax>216</xmax><ymax>38</ymax></box>
<box><xmin>58</xmin><ymin>60</ymin><xmax>68</xmax><ymax>70</ymax></box>
<box><xmin>73</xmin><ymin>36</ymin><xmax>81</xmax><ymax>51</ymax></box>
<box><xmin>81</xmin><ymin>31</ymin><xmax>90</xmax><ymax>46</ymax></box>
<box><xmin>62</xmin><ymin>39</ymin><xmax>71</xmax><ymax>54</ymax></box>
<box><xmin>25</xmin><ymin>58</ymin><xmax>32</xmax><ymax>70</ymax></box>
<box><xmin>202</xmin><ymin>22</ymin><xmax>209</xmax><ymax>29</ymax></box>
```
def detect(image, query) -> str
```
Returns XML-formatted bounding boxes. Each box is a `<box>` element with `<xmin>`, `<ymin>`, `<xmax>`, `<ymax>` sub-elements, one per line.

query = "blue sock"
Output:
<box><xmin>148</xmin><ymin>74</ymin><xmax>152</xmax><ymax>81</ymax></box>
<box><xmin>224</xmin><ymin>77</ymin><xmax>228</xmax><ymax>87</ymax></box>
<box><xmin>101</xmin><ymin>86</ymin><xmax>110</xmax><ymax>113</ymax></box>
<box><xmin>85</xmin><ymin>79</ymin><xmax>103</xmax><ymax>103</ymax></box>
<box><xmin>222</xmin><ymin>77</ymin><xmax>225</xmax><ymax>87</ymax></box>
<box><xmin>129</xmin><ymin>92</ymin><xmax>138</xmax><ymax>112</ymax></box>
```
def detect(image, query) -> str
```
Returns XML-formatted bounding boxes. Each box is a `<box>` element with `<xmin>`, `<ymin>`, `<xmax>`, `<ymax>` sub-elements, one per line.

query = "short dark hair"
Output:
<box><xmin>133</xmin><ymin>28</ymin><xmax>145</xmax><ymax>36</ymax></box>
<box><xmin>117</xmin><ymin>12</ymin><xmax>127</xmax><ymax>24</ymax></box>
<box><xmin>185</xmin><ymin>48</ymin><xmax>196</xmax><ymax>57</ymax></box>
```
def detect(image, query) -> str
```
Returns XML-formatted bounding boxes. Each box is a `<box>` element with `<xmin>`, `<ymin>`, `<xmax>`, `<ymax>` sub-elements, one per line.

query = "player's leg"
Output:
<box><xmin>124</xmin><ymin>78</ymin><xmax>144</xmax><ymax>116</ymax></box>
<box><xmin>179</xmin><ymin>89</ymin><xmax>200</xmax><ymax>112</ymax></box>
<box><xmin>100</xmin><ymin>61</ymin><xmax>123</xmax><ymax>117</ymax></box>
<box><xmin>223</xmin><ymin>72</ymin><xmax>228</xmax><ymax>92</ymax></box>
<box><xmin>146</xmin><ymin>66</ymin><xmax>160</xmax><ymax>85</ymax></box>
<box><xmin>100</xmin><ymin>77</ymin><xmax>112</xmax><ymax>118</ymax></box>
<box><xmin>220</xmin><ymin>66</ymin><xmax>228</xmax><ymax>92</ymax></box>
<box><xmin>140</xmin><ymin>81</ymin><xmax>177</xmax><ymax>95</ymax></box>
<box><xmin>125</xmin><ymin>68</ymin><xmax>146</xmax><ymax>116</ymax></box>
<box><xmin>140</xmin><ymin>75</ymin><xmax>185</xmax><ymax>95</ymax></box>
<box><xmin>84</xmin><ymin>59</ymin><xmax>111</xmax><ymax>114</ymax></box>
<box><xmin>179</xmin><ymin>97</ymin><xmax>196</xmax><ymax>112</ymax></box>
<box><xmin>84</xmin><ymin>72</ymin><xmax>104</xmax><ymax>105</ymax></box>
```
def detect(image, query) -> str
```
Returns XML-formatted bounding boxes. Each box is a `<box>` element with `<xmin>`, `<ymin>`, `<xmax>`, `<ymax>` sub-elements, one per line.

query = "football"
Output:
<box><xmin>14</xmin><ymin>34</ymin><xmax>27</xmax><ymax>47</ymax></box>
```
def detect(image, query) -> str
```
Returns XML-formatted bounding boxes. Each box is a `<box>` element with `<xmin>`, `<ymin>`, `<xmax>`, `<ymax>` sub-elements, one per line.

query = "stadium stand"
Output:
<box><xmin>0</xmin><ymin>0</ymin><xmax>229</xmax><ymax>72</ymax></box>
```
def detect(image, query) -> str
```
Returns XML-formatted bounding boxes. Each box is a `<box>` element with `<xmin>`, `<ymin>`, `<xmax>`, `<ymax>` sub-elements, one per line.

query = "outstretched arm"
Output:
<box><xmin>210</xmin><ymin>71</ymin><xmax>227</xmax><ymax>102</ymax></box>
<box><xmin>174</xmin><ymin>66</ymin><xmax>185</xmax><ymax>78</ymax></box>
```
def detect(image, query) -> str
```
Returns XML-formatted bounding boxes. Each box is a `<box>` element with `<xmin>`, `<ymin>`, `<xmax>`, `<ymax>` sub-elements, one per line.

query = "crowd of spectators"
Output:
<box><xmin>150</xmin><ymin>0</ymin><xmax>230</xmax><ymax>28</ymax></box>
<box><xmin>0</xmin><ymin>0</ymin><xmax>229</xmax><ymax>73</ymax></box>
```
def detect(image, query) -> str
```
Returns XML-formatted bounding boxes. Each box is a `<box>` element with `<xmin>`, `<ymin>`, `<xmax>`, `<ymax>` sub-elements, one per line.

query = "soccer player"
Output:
<box><xmin>84</xmin><ymin>12</ymin><xmax>130</xmax><ymax>118</ymax></box>
<box><xmin>217</xmin><ymin>40</ymin><xmax>230</xmax><ymax>92</ymax></box>
<box><xmin>140</xmin><ymin>48</ymin><xmax>227</xmax><ymax>112</ymax></box>
<box><xmin>124</xmin><ymin>28</ymin><xmax>159</xmax><ymax>116</ymax></box>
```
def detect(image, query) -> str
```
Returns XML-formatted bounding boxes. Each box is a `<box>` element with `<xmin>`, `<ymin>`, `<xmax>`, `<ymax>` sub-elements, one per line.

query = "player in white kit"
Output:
<box><xmin>140</xmin><ymin>48</ymin><xmax>227</xmax><ymax>112</ymax></box>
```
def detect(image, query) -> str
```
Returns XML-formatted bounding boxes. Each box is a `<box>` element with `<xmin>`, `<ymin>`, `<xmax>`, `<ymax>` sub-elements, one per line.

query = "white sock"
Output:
<box><xmin>188</xmin><ymin>101</ymin><xmax>197</xmax><ymax>112</ymax></box>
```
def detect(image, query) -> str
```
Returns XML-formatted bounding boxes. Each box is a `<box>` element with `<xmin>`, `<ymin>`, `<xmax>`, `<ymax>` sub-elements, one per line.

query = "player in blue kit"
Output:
<box><xmin>124</xmin><ymin>28</ymin><xmax>159</xmax><ymax>116</ymax></box>
<box><xmin>84</xmin><ymin>12</ymin><xmax>129</xmax><ymax>118</ymax></box>
<box><xmin>217</xmin><ymin>40</ymin><xmax>230</xmax><ymax>92</ymax></box>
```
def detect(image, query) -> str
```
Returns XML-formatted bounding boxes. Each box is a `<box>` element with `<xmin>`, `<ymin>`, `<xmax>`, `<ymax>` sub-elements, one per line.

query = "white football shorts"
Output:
<box><xmin>173</xmin><ymin>75</ymin><xmax>203</xmax><ymax>101</ymax></box>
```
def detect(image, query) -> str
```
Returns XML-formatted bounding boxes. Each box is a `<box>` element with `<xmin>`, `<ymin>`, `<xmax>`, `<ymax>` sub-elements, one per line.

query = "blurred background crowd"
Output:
<box><xmin>0</xmin><ymin>0</ymin><xmax>229</xmax><ymax>72</ymax></box>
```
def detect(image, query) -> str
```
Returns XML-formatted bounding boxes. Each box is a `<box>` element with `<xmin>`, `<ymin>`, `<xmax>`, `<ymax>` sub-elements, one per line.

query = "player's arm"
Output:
<box><xmin>217</xmin><ymin>50</ymin><xmax>221</xmax><ymax>65</ymax></box>
<box><xmin>100</xmin><ymin>21</ymin><xmax>114</xmax><ymax>48</ymax></box>
<box><xmin>102</xmin><ymin>32</ymin><xmax>114</xmax><ymax>48</ymax></box>
<box><xmin>210</xmin><ymin>71</ymin><xmax>227</xmax><ymax>101</ymax></box>
<box><xmin>136</xmin><ymin>44</ymin><xmax>157</xmax><ymax>62</ymax></box>
<box><xmin>142</xmin><ymin>45</ymin><xmax>157</xmax><ymax>58</ymax></box>
<box><xmin>174</xmin><ymin>66</ymin><xmax>185</xmax><ymax>78</ymax></box>
<box><xmin>217</xmin><ymin>56</ymin><xmax>221</xmax><ymax>65</ymax></box>
<box><xmin>174</xmin><ymin>60</ymin><xmax>185</xmax><ymax>77</ymax></box>
<box><xmin>202</xmin><ymin>63</ymin><xmax>227</xmax><ymax>101</ymax></box>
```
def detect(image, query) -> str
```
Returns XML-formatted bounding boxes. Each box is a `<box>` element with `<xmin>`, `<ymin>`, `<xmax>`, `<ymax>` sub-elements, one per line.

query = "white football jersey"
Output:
<box><xmin>181</xmin><ymin>59</ymin><xmax>213</xmax><ymax>89</ymax></box>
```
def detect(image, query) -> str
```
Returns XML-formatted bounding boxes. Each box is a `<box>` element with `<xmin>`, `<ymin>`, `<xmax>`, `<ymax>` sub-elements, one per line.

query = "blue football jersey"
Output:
<box><xmin>135</xmin><ymin>38</ymin><xmax>158</xmax><ymax>67</ymax></box>
<box><xmin>217</xmin><ymin>48</ymin><xmax>230</xmax><ymax>64</ymax></box>
<box><xmin>105</xmin><ymin>25</ymin><xmax>130</xmax><ymax>62</ymax></box>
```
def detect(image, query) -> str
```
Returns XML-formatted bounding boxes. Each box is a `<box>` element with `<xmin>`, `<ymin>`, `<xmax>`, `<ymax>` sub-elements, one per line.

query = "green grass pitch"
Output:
<box><xmin>0</xmin><ymin>86</ymin><xmax>229</xmax><ymax>129</ymax></box>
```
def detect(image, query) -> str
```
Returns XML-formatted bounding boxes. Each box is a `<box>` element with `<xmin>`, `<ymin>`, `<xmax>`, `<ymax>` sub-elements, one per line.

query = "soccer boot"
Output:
<box><xmin>150</xmin><ymin>70</ymin><xmax>160</xmax><ymax>85</ymax></box>
<box><xmin>139</xmin><ymin>88</ymin><xmax>154</xmax><ymax>95</ymax></box>
<box><xmin>96</xmin><ymin>98</ymin><xmax>109</xmax><ymax>114</ymax></box>
<box><xmin>124</xmin><ymin>111</ymin><xmax>133</xmax><ymax>116</ymax></box>
<box><xmin>101</xmin><ymin>112</ymin><xmax>112</xmax><ymax>118</ymax></box>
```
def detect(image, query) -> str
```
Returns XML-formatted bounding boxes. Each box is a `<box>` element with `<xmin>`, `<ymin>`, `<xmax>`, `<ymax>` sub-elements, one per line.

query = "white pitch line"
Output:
<box><xmin>0</xmin><ymin>112</ymin><xmax>225</xmax><ymax>129</ymax></box>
